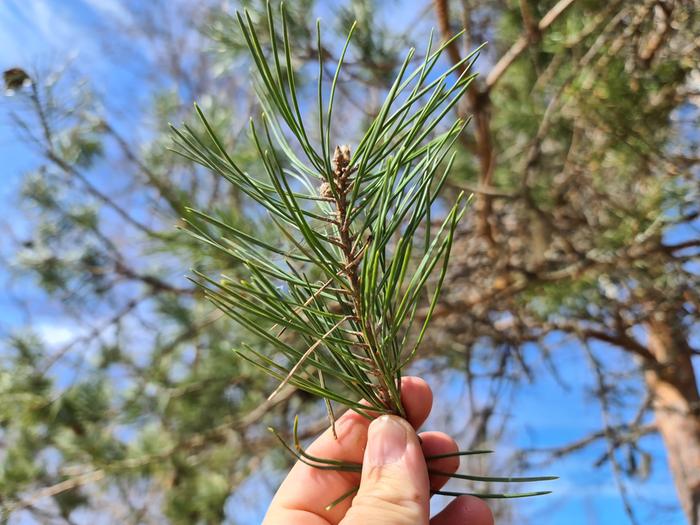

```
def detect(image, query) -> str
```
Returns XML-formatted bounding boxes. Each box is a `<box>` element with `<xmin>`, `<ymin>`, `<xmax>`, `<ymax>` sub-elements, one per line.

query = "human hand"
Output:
<box><xmin>264</xmin><ymin>377</ymin><xmax>494</xmax><ymax>525</ymax></box>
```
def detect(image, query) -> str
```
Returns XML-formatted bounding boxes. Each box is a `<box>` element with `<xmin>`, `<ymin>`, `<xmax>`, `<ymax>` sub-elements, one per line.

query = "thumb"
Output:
<box><xmin>341</xmin><ymin>415</ymin><xmax>430</xmax><ymax>525</ymax></box>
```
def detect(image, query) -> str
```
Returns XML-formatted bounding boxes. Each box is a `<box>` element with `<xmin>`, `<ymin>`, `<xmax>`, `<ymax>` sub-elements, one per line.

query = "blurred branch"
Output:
<box><xmin>434</xmin><ymin>0</ymin><xmax>496</xmax><ymax>245</ymax></box>
<box><xmin>45</xmin><ymin>151</ymin><xmax>163</xmax><ymax>239</ymax></box>
<box><xmin>583</xmin><ymin>342</ymin><xmax>641</xmax><ymax>525</ymax></box>
<box><xmin>485</xmin><ymin>0</ymin><xmax>578</xmax><ymax>91</ymax></box>
<box><xmin>444</xmin><ymin>179</ymin><xmax>516</xmax><ymax>197</ymax></box>
<box><xmin>112</xmin><ymin>260</ymin><xmax>195</xmax><ymax>295</ymax></box>
<box><xmin>102</xmin><ymin>122</ymin><xmax>187</xmax><ymax>218</ymax></box>
<box><xmin>39</xmin><ymin>296</ymin><xmax>143</xmax><ymax>375</ymax></box>
<box><xmin>545</xmin><ymin>320</ymin><xmax>655</xmax><ymax>363</ymax></box>
<box><xmin>4</xmin><ymin>385</ymin><xmax>322</xmax><ymax>516</ymax></box>
<box><xmin>2</xmin><ymin>470</ymin><xmax>106</xmax><ymax>518</ymax></box>
<box><xmin>520</xmin><ymin>423</ymin><xmax>656</xmax><ymax>463</ymax></box>
<box><xmin>12</xmin><ymin>87</ymin><xmax>165</xmax><ymax>240</ymax></box>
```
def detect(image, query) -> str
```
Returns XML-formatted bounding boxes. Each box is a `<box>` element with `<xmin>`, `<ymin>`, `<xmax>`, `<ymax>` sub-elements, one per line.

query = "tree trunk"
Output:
<box><xmin>643</xmin><ymin>319</ymin><xmax>700</xmax><ymax>524</ymax></box>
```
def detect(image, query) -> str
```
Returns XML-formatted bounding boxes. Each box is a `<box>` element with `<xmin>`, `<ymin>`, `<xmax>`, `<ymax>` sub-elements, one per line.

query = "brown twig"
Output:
<box><xmin>327</xmin><ymin>145</ymin><xmax>397</xmax><ymax>412</ymax></box>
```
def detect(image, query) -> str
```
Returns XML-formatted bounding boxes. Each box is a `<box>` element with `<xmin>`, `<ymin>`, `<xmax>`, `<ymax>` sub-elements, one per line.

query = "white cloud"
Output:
<box><xmin>34</xmin><ymin>322</ymin><xmax>81</xmax><ymax>347</ymax></box>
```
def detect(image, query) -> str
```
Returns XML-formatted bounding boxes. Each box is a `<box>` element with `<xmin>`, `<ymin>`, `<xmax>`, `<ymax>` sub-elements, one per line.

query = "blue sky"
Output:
<box><xmin>0</xmin><ymin>2</ymin><xmax>689</xmax><ymax>524</ymax></box>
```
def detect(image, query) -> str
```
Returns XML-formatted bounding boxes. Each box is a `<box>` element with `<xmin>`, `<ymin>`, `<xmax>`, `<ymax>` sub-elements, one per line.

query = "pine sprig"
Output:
<box><xmin>172</xmin><ymin>1</ymin><xmax>555</xmax><ymax>503</ymax></box>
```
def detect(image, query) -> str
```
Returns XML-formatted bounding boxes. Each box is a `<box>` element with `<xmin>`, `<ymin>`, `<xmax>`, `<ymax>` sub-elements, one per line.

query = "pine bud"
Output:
<box><xmin>333</xmin><ymin>144</ymin><xmax>351</xmax><ymax>174</ymax></box>
<box><xmin>319</xmin><ymin>181</ymin><xmax>333</xmax><ymax>198</ymax></box>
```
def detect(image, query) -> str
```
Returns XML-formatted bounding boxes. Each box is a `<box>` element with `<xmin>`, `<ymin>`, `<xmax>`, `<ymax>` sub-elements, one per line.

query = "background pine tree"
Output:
<box><xmin>1</xmin><ymin>1</ymin><xmax>698</xmax><ymax>523</ymax></box>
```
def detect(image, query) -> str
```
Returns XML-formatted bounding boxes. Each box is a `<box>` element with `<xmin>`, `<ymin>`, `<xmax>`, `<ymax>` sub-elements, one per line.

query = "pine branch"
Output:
<box><xmin>172</xmin><ymin>1</ymin><xmax>555</xmax><ymax>503</ymax></box>
<box><xmin>173</xmin><ymin>4</ymin><xmax>475</xmax><ymax>416</ymax></box>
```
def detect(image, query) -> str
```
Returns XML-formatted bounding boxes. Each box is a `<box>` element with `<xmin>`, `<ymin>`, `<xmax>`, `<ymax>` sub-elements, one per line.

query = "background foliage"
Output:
<box><xmin>0</xmin><ymin>1</ymin><xmax>698</xmax><ymax>524</ymax></box>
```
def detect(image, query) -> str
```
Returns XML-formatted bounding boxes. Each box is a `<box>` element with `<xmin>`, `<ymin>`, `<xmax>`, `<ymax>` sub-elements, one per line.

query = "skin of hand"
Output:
<box><xmin>264</xmin><ymin>376</ymin><xmax>494</xmax><ymax>525</ymax></box>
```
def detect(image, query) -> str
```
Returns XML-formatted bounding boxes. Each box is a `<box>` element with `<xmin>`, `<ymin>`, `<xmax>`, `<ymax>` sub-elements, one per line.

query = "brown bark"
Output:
<box><xmin>643</xmin><ymin>318</ymin><xmax>700</xmax><ymax>524</ymax></box>
<box><xmin>432</xmin><ymin>0</ymin><xmax>494</xmax><ymax>227</ymax></box>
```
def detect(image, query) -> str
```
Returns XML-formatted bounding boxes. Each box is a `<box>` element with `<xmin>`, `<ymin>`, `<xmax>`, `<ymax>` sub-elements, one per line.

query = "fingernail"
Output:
<box><xmin>367</xmin><ymin>415</ymin><xmax>407</xmax><ymax>466</ymax></box>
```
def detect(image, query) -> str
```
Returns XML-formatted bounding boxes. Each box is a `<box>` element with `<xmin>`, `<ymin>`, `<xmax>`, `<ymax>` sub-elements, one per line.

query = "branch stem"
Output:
<box><xmin>329</xmin><ymin>146</ymin><xmax>402</xmax><ymax>415</ymax></box>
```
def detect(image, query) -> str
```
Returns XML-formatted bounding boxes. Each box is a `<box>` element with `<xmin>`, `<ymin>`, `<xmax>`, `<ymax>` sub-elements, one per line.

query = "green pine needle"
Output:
<box><xmin>173</xmin><ymin>1</ymin><xmax>555</xmax><ymax>502</ymax></box>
